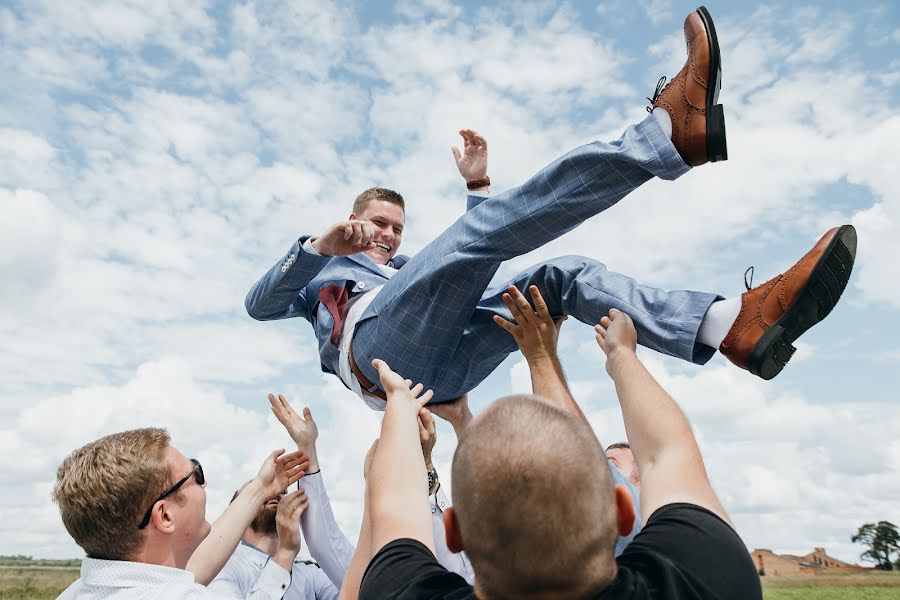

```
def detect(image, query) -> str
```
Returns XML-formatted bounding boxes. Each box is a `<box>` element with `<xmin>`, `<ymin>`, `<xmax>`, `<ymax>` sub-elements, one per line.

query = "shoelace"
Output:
<box><xmin>645</xmin><ymin>76</ymin><xmax>667</xmax><ymax>113</ymax></box>
<box><xmin>744</xmin><ymin>266</ymin><xmax>755</xmax><ymax>291</ymax></box>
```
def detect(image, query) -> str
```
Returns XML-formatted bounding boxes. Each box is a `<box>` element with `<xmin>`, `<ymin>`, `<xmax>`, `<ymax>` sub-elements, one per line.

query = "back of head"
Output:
<box><xmin>452</xmin><ymin>395</ymin><xmax>618</xmax><ymax>599</ymax></box>
<box><xmin>53</xmin><ymin>428</ymin><xmax>173</xmax><ymax>560</ymax></box>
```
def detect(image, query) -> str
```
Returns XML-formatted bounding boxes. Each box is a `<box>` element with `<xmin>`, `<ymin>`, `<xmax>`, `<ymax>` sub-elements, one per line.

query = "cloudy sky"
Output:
<box><xmin>1</xmin><ymin>0</ymin><xmax>898</xmax><ymax>566</ymax></box>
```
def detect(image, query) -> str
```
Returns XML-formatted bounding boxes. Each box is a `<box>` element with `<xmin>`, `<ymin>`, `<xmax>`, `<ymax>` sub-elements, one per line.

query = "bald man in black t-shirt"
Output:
<box><xmin>344</xmin><ymin>283</ymin><xmax>761</xmax><ymax>600</ymax></box>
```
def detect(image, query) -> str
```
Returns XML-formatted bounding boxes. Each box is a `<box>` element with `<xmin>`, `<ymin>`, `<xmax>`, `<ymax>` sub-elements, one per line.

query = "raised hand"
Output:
<box><xmin>255</xmin><ymin>449</ymin><xmax>309</xmax><ymax>500</ymax></box>
<box><xmin>273</xmin><ymin>489</ymin><xmax>308</xmax><ymax>570</ymax></box>
<box><xmin>428</xmin><ymin>393</ymin><xmax>473</xmax><ymax>439</ymax></box>
<box><xmin>269</xmin><ymin>394</ymin><xmax>318</xmax><ymax>449</ymax></box>
<box><xmin>310</xmin><ymin>220</ymin><xmax>377</xmax><ymax>257</ymax></box>
<box><xmin>493</xmin><ymin>285</ymin><xmax>567</xmax><ymax>363</ymax></box>
<box><xmin>371</xmin><ymin>358</ymin><xmax>434</xmax><ymax>406</ymax></box>
<box><xmin>594</xmin><ymin>308</ymin><xmax>638</xmax><ymax>370</ymax></box>
<box><xmin>451</xmin><ymin>129</ymin><xmax>488</xmax><ymax>183</ymax></box>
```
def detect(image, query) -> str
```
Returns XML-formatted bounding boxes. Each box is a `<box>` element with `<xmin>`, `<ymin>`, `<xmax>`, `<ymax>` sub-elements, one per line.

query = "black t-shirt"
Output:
<box><xmin>359</xmin><ymin>503</ymin><xmax>762</xmax><ymax>599</ymax></box>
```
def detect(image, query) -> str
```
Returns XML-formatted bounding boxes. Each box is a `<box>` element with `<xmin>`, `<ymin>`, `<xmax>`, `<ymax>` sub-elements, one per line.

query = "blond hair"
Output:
<box><xmin>53</xmin><ymin>428</ymin><xmax>175</xmax><ymax>560</ymax></box>
<box><xmin>452</xmin><ymin>395</ymin><xmax>619</xmax><ymax>598</ymax></box>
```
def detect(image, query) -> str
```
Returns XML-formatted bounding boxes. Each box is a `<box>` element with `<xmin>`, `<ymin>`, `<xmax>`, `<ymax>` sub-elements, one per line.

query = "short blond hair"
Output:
<box><xmin>53</xmin><ymin>428</ymin><xmax>175</xmax><ymax>560</ymax></box>
<box><xmin>452</xmin><ymin>395</ymin><xmax>619</xmax><ymax>598</ymax></box>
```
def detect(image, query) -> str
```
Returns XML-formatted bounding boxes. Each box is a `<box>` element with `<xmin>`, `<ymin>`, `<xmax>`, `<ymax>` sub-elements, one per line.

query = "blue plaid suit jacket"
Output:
<box><xmin>245</xmin><ymin>235</ymin><xmax>410</xmax><ymax>377</ymax></box>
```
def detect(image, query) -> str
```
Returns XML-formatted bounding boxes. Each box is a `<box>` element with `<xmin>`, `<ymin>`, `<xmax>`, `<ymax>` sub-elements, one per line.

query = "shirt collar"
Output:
<box><xmin>80</xmin><ymin>556</ymin><xmax>195</xmax><ymax>588</ymax></box>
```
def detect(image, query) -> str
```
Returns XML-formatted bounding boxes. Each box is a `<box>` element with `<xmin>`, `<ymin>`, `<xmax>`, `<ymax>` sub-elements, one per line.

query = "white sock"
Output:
<box><xmin>652</xmin><ymin>108</ymin><xmax>672</xmax><ymax>139</ymax></box>
<box><xmin>697</xmin><ymin>297</ymin><xmax>742</xmax><ymax>349</ymax></box>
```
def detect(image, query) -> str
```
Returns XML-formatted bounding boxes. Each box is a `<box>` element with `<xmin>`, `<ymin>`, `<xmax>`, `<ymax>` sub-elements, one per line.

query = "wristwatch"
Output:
<box><xmin>427</xmin><ymin>467</ymin><xmax>439</xmax><ymax>494</ymax></box>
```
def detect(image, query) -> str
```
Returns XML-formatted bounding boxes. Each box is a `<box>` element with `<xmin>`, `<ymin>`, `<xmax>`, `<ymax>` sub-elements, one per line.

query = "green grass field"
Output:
<box><xmin>762</xmin><ymin>572</ymin><xmax>900</xmax><ymax>599</ymax></box>
<box><xmin>2</xmin><ymin>565</ymin><xmax>899</xmax><ymax>599</ymax></box>
<box><xmin>0</xmin><ymin>566</ymin><xmax>79</xmax><ymax>599</ymax></box>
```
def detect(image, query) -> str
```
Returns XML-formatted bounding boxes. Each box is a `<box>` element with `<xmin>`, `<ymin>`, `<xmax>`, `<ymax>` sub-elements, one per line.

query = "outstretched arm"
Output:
<box><xmin>338</xmin><ymin>440</ymin><xmax>377</xmax><ymax>600</ymax></box>
<box><xmin>428</xmin><ymin>394</ymin><xmax>473</xmax><ymax>440</ymax></box>
<box><xmin>494</xmin><ymin>285</ymin><xmax>583</xmax><ymax>423</ymax></box>
<box><xmin>596</xmin><ymin>309</ymin><xmax>731</xmax><ymax>525</ymax></box>
<box><xmin>367</xmin><ymin>360</ymin><xmax>436</xmax><ymax>555</ymax></box>
<box><xmin>269</xmin><ymin>394</ymin><xmax>354</xmax><ymax>588</ymax></box>
<box><xmin>187</xmin><ymin>449</ymin><xmax>309</xmax><ymax>585</ymax></box>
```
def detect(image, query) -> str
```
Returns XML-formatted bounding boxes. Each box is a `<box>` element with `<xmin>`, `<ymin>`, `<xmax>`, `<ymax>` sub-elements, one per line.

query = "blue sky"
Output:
<box><xmin>1</xmin><ymin>0</ymin><xmax>898</xmax><ymax>565</ymax></box>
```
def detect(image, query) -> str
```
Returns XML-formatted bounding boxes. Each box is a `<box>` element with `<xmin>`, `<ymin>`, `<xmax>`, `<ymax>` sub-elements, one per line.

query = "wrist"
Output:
<box><xmin>605</xmin><ymin>347</ymin><xmax>638</xmax><ymax>376</ymax></box>
<box><xmin>526</xmin><ymin>351</ymin><xmax>560</xmax><ymax>368</ymax></box>
<box><xmin>309</xmin><ymin>237</ymin><xmax>328</xmax><ymax>256</ymax></box>
<box><xmin>466</xmin><ymin>176</ymin><xmax>490</xmax><ymax>191</ymax></box>
<box><xmin>299</xmin><ymin>446</ymin><xmax>319</xmax><ymax>473</ymax></box>
<box><xmin>273</xmin><ymin>548</ymin><xmax>297</xmax><ymax>572</ymax></box>
<box><xmin>243</xmin><ymin>479</ymin><xmax>268</xmax><ymax>505</ymax></box>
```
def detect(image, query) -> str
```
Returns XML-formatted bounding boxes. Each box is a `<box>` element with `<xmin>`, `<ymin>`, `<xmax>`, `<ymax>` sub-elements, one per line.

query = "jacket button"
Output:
<box><xmin>358</xmin><ymin>282</ymin><xmax>366</xmax><ymax>289</ymax></box>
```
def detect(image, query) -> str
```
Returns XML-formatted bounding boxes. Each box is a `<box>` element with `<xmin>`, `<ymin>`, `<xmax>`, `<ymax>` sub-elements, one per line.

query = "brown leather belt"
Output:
<box><xmin>349</xmin><ymin>345</ymin><xmax>387</xmax><ymax>401</ymax></box>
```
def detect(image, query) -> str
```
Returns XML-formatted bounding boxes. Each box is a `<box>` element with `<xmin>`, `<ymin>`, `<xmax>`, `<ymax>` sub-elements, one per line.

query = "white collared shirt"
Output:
<box><xmin>58</xmin><ymin>555</ymin><xmax>290</xmax><ymax>599</ymax></box>
<box><xmin>301</xmin><ymin>238</ymin><xmax>396</xmax><ymax>411</ymax></box>
<box><xmin>300</xmin><ymin>472</ymin><xmax>475</xmax><ymax>586</ymax></box>
<box><xmin>210</xmin><ymin>542</ymin><xmax>338</xmax><ymax>600</ymax></box>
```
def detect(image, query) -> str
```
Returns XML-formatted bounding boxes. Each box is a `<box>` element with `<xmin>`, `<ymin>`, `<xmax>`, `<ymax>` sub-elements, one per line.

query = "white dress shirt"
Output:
<box><xmin>58</xmin><ymin>555</ymin><xmax>291</xmax><ymax>599</ymax></box>
<box><xmin>301</xmin><ymin>238</ymin><xmax>396</xmax><ymax>411</ymax></box>
<box><xmin>210</xmin><ymin>542</ymin><xmax>337</xmax><ymax>600</ymax></box>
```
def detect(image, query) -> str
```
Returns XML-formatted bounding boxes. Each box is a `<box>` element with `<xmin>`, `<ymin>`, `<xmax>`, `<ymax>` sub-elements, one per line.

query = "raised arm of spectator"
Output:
<box><xmin>595</xmin><ymin>308</ymin><xmax>732</xmax><ymax>526</ymax></box>
<box><xmin>418</xmin><ymin>407</ymin><xmax>476</xmax><ymax>582</ymax></box>
<box><xmin>428</xmin><ymin>393</ymin><xmax>474</xmax><ymax>440</ymax></box>
<box><xmin>494</xmin><ymin>285</ymin><xmax>583</xmax><ymax>422</ymax></box>
<box><xmin>269</xmin><ymin>394</ymin><xmax>354</xmax><ymax>588</ymax></box>
<box><xmin>367</xmin><ymin>360</ymin><xmax>436</xmax><ymax>555</ymax></box>
<box><xmin>338</xmin><ymin>439</ymin><xmax>378</xmax><ymax>600</ymax></box>
<box><xmin>186</xmin><ymin>449</ymin><xmax>309</xmax><ymax>585</ymax></box>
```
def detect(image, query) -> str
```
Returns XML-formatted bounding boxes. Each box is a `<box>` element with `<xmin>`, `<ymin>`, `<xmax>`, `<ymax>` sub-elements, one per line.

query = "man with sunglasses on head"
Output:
<box><xmin>54</xmin><ymin>427</ymin><xmax>309</xmax><ymax>599</ymax></box>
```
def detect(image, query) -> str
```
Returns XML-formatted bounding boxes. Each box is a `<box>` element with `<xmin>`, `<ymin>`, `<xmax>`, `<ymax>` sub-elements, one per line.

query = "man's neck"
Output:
<box><xmin>241</xmin><ymin>530</ymin><xmax>279</xmax><ymax>557</ymax></box>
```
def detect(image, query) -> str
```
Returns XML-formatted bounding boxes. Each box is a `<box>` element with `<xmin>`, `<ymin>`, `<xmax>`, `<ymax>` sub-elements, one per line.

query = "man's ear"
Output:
<box><xmin>613</xmin><ymin>484</ymin><xmax>636</xmax><ymax>537</ymax></box>
<box><xmin>349</xmin><ymin>213</ymin><xmax>358</xmax><ymax>221</ymax></box>
<box><xmin>443</xmin><ymin>507</ymin><xmax>465</xmax><ymax>554</ymax></box>
<box><xmin>150</xmin><ymin>500</ymin><xmax>177</xmax><ymax>534</ymax></box>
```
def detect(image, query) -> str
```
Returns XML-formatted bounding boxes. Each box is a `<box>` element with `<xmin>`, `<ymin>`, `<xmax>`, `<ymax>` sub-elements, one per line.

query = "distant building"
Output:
<box><xmin>751</xmin><ymin>547</ymin><xmax>872</xmax><ymax>576</ymax></box>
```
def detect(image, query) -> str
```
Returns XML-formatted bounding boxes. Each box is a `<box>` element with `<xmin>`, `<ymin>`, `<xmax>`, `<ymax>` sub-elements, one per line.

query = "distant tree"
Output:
<box><xmin>851</xmin><ymin>521</ymin><xmax>900</xmax><ymax>570</ymax></box>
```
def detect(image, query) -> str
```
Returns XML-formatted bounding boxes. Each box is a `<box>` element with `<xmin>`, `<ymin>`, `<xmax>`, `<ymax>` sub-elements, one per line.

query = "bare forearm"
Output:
<box><xmin>186</xmin><ymin>479</ymin><xmax>267</xmax><ymax>584</ymax></box>
<box><xmin>606</xmin><ymin>349</ymin><xmax>729</xmax><ymax>523</ymax></box>
<box><xmin>528</xmin><ymin>356</ymin><xmax>587</xmax><ymax>424</ymax></box>
<box><xmin>369</xmin><ymin>401</ymin><xmax>434</xmax><ymax>553</ymax></box>
<box><xmin>339</xmin><ymin>489</ymin><xmax>373</xmax><ymax>600</ymax></box>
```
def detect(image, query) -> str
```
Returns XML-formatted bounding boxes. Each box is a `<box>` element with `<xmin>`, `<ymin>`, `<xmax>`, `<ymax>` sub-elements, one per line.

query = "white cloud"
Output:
<box><xmin>0</xmin><ymin>0</ymin><xmax>897</xmax><ymax>566</ymax></box>
<box><xmin>0</xmin><ymin>188</ymin><xmax>61</xmax><ymax>303</ymax></box>
<box><xmin>637</xmin><ymin>0</ymin><xmax>672</xmax><ymax>25</ymax></box>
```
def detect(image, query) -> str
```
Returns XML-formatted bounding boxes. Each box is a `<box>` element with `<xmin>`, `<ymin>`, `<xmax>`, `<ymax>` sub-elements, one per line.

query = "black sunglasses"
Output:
<box><xmin>138</xmin><ymin>459</ymin><xmax>205</xmax><ymax>529</ymax></box>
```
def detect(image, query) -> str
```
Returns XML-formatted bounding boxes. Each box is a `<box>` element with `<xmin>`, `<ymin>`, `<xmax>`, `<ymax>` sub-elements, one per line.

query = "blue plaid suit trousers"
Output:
<box><xmin>353</xmin><ymin>114</ymin><xmax>721</xmax><ymax>401</ymax></box>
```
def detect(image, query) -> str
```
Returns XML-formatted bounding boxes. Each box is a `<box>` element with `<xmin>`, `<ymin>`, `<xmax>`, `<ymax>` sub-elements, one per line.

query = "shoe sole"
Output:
<box><xmin>747</xmin><ymin>225</ymin><xmax>857</xmax><ymax>380</ymax></box>
<box><xmin>697</xmin><ymin>6</ymin><xmax>728</xmax><ymax>162</ymax></box>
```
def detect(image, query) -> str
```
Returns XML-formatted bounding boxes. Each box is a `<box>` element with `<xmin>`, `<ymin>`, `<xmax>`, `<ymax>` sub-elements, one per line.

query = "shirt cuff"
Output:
<box><xmin>299</xmin><ymin>471</ymin><xmax>326</xmax><ymax>496</ymax></box>
<box><xmin>430</xmin><ymin>486</ymin><xmax>451</xmax><ymax>514</ymax></box>
<box><xmin>468</xmin><ymin>190</ymin><xmax>490</xmax><ymax>198</ymax></box>
<box><xmin>302</xmin><ymin>238</ymin><xmax>321</xmax><ymax>256</ymax></box>
<box><xmin>255</xmin><ymin>559</ymin><xmax>292</xmax><ymax>597</ymax></box>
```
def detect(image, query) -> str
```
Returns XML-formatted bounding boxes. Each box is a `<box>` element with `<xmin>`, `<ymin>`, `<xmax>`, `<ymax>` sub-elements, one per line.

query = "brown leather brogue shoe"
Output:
<box><xmin>720</xmin><ymin>225</ymin><xmax>857</xmax><ymax>380</ymax></box>
<box><xmin>649</xmin><ymin>6</ymin><xmax>727</xmax><ymax>166</ymax></box>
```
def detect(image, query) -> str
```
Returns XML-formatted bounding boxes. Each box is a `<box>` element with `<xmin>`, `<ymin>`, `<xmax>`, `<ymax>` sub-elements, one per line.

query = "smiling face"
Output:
<box><xmin>351</xmin><ymin>199</ymin><xmax>405</xmax><ymax>265</ymax></box>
